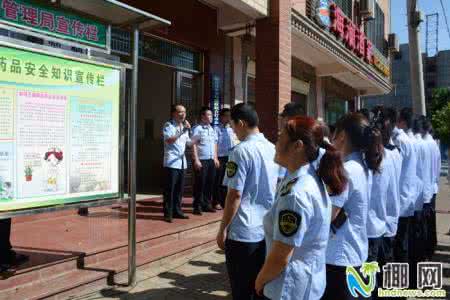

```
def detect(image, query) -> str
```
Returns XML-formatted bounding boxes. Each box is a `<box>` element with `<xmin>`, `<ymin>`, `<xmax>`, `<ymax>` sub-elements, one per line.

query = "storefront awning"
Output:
<box><xmin>291</xmin><ymin>10</ymin><xmax>392</xmax><ymax>96</ymax></box>
<box><xmin>57</xmin><ymin>0</ymin><xmax>171</xmax><ymax>29</ymax></box>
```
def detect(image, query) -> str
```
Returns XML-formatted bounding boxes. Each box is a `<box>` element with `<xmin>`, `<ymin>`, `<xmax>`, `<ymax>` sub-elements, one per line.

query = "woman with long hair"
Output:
<box><xmin>255</xmin><ymin>116</ymin><xmax>347</xmax><ymax>300</ymax></box>
<box><xmin>322</xmin><ymin>112</ymin><xmax>384</xmax><ymax>300</ymax></box>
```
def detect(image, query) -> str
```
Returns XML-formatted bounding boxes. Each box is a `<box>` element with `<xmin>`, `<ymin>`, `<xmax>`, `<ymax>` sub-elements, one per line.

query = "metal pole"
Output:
<box><xmin>407</xmin><ymin>0</ymin><xmax>426</xmax><ymax>115</ymax></box>
<box><xmin>128</xmin><ymin>25</ymin><xmax>139</xmax><ymax>287</ymax></box>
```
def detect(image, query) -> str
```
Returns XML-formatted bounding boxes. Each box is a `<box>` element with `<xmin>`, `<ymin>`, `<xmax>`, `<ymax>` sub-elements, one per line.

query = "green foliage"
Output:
<box><xmin>432</xmin><ymin>102</ymin><xmax>450</xmax><ymax>145</ymax></box>
<box><xmin>430</xmin><ymin>88</ymin><xmax>450</xmax><ymax>114</ymax></box>
<box><xmin>430</xmin><ymin>88</ymin><xmax>450</xmax><ymax>143</ymax></box>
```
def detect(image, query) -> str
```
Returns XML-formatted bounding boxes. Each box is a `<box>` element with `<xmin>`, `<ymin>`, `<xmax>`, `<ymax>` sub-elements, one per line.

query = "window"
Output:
<box><xmin>365</xmin><ymin>3</ymin><xmax>386</xmax><ymax>55</ymax></box>
<box><xmin>246</xmin><ymin>75</ymin><xmax>256</xmax><ymax>105</ymax></box>
<box><xmin>334</xmin><ymin>0</ymin><xmax>353</xmax><ymax>18</ymax></box>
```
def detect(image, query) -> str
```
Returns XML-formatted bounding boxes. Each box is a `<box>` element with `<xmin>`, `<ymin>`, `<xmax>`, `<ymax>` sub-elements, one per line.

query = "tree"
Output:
<box><xmin>432</xmin><ymin>102</ymin><xmax>450</xmax><ymax>145</ymax></box>
<box><xmin>430</xmin><ymin>88</ymin><xmax>450</xmax><ymax>115</ymax></box>
<box><xmin>430</xmin><ymin>88</ymin><xmax>450</xmax><ymax>141</ymax></box>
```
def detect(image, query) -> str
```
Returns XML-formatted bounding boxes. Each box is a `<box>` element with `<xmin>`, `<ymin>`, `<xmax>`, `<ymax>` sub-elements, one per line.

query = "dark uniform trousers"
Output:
<box><xmin>423</xmin><ymin>195</ymin><xmax>437</xmax><ymax>259</ymax></box>
<box><xmin>367</xmin><ymin>236</ymin><xmax>395</xmax><ymax>300</ymax></box>
<box><xmin>0</xmin><ymin>218</ymin><xmax>12</xmax><ymax>264</ymax></box>
<box><xmin>322</xmin><ymin>264</ymin><xmax>364</xmax><ymax>300</ymax></box>
<box><xmin>394</xmin><ymin>217</ymin><xmax>410</xmax><ymax>263</ymax></box>
<box><xmin>213</xmin><ymin>156</ymin><xmax>228</xmax><ymax>208</ymax></box>
<box><xmin>225</xmin><ymin>239</ymin><xmax>266</xmax><ymax>300</ymax></box>
<box><xmin>163</xmin><ymin>167</ymin><xmax>185</xmax><ymax>218</ymax></box>
<box><xmin>409</xmin><ymin>211</ymin><xmax>426</xmax><ymax>289</ymax></box>
<box><xmin>193</xmin><ymin>159</ymin><xmax>216</xmax><ymax>211</ymax></box>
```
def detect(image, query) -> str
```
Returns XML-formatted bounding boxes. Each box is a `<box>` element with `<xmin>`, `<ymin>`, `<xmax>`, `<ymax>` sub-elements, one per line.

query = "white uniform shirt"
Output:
<box><xmin>326</xmin><ymin>152</ymin><xmax>372</xmax><ymax>267</ymax></box>
<box><xmin>414</xmin><ymin>134</ymin><xmax>433</xmax><ymax>207</ymax></box>
<box><xmin>384</xmin><ymin>146</ymin><xmax>402</xmax><ymax>237</ymax></box>
<box><xmin>392</xmin><ymin>128</ymin><xmax>419</xmax><ymax>217</ymax></box>
<box><xmin>424</xmin><ymin>134</ymin><xmax>441</xmax><ymax>195</ymax></box>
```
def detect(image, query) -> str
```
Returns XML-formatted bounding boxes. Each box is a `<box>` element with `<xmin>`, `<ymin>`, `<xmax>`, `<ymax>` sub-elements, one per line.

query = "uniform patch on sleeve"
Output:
<box><xmin>226</xmin><ymin>161</ymin><xmax>238</xmax><ymax>178</ymax></box>
<box><xmin>280</xmin><ymin>177</ymin><xmax>298</xmax><ymax>197</ymax></box>
<box><xmin>278</xmin><ymin>210</ymin><xmax>301</xmax><ymax>237</ymax></box>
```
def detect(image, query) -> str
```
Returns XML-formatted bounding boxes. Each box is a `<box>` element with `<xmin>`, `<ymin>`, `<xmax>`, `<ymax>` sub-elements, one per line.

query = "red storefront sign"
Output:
<box><xmin>329</xmin><ymin>4</ymin><xmax>374</xmax><ymax>65</ymax></box>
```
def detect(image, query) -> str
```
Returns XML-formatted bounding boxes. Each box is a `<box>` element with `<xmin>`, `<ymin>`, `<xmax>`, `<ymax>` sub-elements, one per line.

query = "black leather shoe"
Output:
<box><xmin>203</xmin><ymin>206</ymin><xmax>216</xmax><ymax>213</ymax></box>
<box><xmin>173</xmin><ymin>214</ymin><xmax>189</xmax><ymax>219</ymax></box>
<box><xmin>0</xmin><ymin>264</ymin><xmax>10</xmax><ymax>273</ymax></box>
<box><xmin>2</xmin><ymin>251</ymin><xmax>29</xmax><ymax>267</ymax></box>
<box><xmin>164</xmin><ymin>216</ymin><xmax>173</xmax><ymax>223</ymax></box>
<box><xmin>193</xmin><ymin>208</ymin><xmax>202</xmax><ymax>215</ymax></box>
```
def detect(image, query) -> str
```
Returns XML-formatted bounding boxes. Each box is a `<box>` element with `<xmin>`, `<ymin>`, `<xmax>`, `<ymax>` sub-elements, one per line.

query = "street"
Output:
<box><xmin>75</xmin><ymin>171</ymin><xmax>450</xmax><ymax>300</ymax></box>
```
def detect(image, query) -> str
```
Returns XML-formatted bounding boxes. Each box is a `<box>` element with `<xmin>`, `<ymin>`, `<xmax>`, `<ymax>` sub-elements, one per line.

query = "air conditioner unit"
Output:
<box><xmin>360</xmin><ymin>0</ymin><xmax>375</xmax><ymax>20</ymax></box>
<box><xmin>388</xmin><ymin>33</ymin><xmax>399</xmax><ymax>53</ymax></box>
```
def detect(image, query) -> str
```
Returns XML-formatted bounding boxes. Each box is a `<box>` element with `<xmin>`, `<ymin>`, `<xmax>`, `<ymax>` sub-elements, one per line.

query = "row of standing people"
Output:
<box><xmin>211</xmin><ymin>103</ymin><xmax>441</xmax><ymax>300</ymax></box>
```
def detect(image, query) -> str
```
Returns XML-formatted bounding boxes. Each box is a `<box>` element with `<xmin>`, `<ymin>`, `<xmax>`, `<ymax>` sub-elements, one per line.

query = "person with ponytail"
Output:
<box><xmin>322</xmin><ymin>112</ymin><xmax>383</xmax><ymax>300</ymax></box>
<box><xmin>365</xmin><ymin>107</ymin><xmax>401</xmax><ymax>299</ymax></box>
<box><xmin>255</xmin><ymin>116</ymin><xmax>347</xmax><ymax>300</ymax></box>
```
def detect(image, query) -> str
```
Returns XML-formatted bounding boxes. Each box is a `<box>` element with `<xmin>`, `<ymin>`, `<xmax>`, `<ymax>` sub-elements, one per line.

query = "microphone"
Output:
<box><xmin>182</xmin><ymin>120</ymin><xmax>190</xmax><ymax>133</ymax></box>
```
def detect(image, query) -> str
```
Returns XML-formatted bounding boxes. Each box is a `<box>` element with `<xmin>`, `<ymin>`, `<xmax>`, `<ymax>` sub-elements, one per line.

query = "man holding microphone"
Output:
<box><xmin>162</xmin><ymin>104</ymin><xmax>197</xmax><ymax>223</ymax></box>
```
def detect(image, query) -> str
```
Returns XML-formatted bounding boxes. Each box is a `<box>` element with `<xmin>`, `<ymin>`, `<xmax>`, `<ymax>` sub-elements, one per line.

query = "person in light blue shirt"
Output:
<box><xmin>322</xmin><ymin>112</ymin><xmax>383</xmax><ymax>300</ymax></box>
<box><xmin>255</xmin><ymin>116</ymin><xmax>347</xmax><ymax>300</ymax></box>
<box><xmin>382</xmin><ymin>108</ymin><xmax>402</xmax><ymax>241</ymax></box>
<box><xmin>216</xmin><ymin>103</ymin><xmax>279</xmax><ymax>300</ymax></box>
<box><xmin>394</xmin><ymin>108</ymin><xmax>425</xmax><ymax>288</ymax></box>
<box><xmin>391</xmin><ymin>107</ymin><xmax>419</xmax><ymax>265</ymax></box>
<box><xmin>407</xmin><ymin>116</ymin><xmax>433</xmax><ymax>287</ymax></box>
<box><xmin>191</xmin><ymin>107</ymin><xmax>219</xmax><ymax>215</ymax></box>
<box><xmin>422</xmin><ymin>118</ymin><xmax>441</xmax><ymax>259</ymax></box>
<box><xmin>213</xmin><ymin>108</ymin><xmax>235</xmax><ymax>210</ymax></box>
<box><xmin>365</xmin><ymin>107</ymin><xmax>401</xmax><ymax>298</ymax></box>
<box><xmin>162</xmin><ymin>104</ymin><xmax>196</xmax><ymax>222</ymax></box>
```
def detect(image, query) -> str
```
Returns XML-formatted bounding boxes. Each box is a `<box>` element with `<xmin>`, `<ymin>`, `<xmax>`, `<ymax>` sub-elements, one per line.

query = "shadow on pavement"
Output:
<box><xmin>98</xmin><ymin>260</ymin><xmax>231</xmax><ymax>300</ymax></box>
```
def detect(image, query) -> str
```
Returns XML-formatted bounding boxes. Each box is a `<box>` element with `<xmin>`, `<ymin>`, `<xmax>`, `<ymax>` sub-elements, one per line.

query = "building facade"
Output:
<box><xmin>364</xmin><ymin>43</ymin><xmax>450</xmax><ymax>110</ymax></box>
<box><xmin>110</xmin><ymin>0</ymin><xmax>393</xmax><ymax>193</ymax></box>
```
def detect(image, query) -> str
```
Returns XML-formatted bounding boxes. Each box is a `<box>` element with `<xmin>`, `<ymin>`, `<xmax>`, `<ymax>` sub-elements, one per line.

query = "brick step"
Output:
<box><xmin>7</xmin><ymin>205</ymin><xmax>219</xmax><ymax>278</ymax></box>
<box><xmin>7</xmin><ymin>216</ymin><xmax>220</xmax><ymax>279</ymax></box>
<box><xmin>0</xmin><ymin>217</ymin><xmax>221</xmax><ymax>300</ymax></box>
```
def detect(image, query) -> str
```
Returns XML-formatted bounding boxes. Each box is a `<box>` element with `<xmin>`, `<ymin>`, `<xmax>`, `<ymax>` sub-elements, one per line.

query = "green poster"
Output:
<box><xmin>0</xmin><ymin>45</ymin><xmax>120</xmax><ymax>212</ymax></box>
<box><xmin>0</xmin><ymin>0</ymin><xmax>107</xmax><ymax>48</ymax></box>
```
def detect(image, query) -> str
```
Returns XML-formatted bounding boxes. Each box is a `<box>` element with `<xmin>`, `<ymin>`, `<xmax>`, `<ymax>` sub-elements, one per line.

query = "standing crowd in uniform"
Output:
<box><xmin>161</xmin><ymin>102</ymin><xmax>442</xmax><ymax>300</ymax></box>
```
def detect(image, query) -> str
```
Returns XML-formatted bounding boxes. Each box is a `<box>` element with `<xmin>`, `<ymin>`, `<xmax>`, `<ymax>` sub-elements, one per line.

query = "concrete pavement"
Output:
<box><xmin>76</xmin><ymin>171</ymin><xmax>450</xmax><ymax>300</ymax></box>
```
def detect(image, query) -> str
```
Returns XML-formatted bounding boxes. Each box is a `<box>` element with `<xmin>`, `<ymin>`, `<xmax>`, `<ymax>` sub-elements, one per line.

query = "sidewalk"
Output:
<box><xmin>77</xmin><ymin>174</ymin><xmax>450</xmax><ymax>300</ymax></box>
<box><xmin>76</xmin><ymin>250</ymin><xmax>231</xmax><ymax>300</ymax></box>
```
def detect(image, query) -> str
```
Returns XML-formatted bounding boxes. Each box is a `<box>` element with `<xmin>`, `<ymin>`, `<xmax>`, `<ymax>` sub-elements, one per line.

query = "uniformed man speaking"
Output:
<box><xmin>162</xmin><ymin>104</ymin><xmax>195</xmax><ymax>223</ymax></box>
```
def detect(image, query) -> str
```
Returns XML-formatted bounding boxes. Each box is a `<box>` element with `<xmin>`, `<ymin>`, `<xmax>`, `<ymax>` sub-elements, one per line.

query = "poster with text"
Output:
<box><xmin>0</xmin><ymin>45</ymin><xmax>120</xmax><ymax>212</ymax></box>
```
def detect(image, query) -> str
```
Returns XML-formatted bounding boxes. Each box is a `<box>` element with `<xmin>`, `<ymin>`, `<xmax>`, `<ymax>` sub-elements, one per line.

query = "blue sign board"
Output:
<box><xmin>210</xmin><ymin>75</ymin><xmax>221</xmax><ymax>126</ymax></box>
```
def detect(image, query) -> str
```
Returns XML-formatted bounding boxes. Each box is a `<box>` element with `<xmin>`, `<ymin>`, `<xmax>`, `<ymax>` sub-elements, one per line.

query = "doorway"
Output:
<box><xmin>136</xmin><ymin>61</ymin><xmax>202</xmax><ymax>194</ymax></box>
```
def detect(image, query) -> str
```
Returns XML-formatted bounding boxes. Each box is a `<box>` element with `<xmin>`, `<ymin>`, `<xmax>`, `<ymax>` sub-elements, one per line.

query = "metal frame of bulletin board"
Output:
<box><xmin>0</xmin><ymin>0</ymin><xmax>171</xmax><ymax>287</ymax></box>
